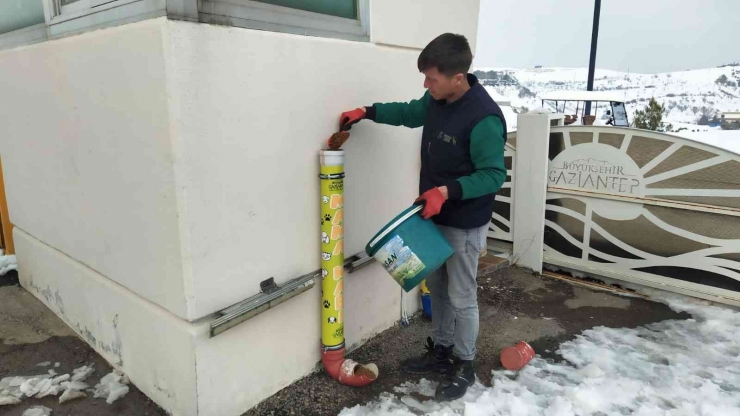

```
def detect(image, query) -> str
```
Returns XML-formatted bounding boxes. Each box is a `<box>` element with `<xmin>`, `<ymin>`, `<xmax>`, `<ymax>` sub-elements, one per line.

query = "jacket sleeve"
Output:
<box><xmin>446</xmin><ymin>115</ymin><xmax>507</xmax><ymax>200</ymax></box>
<box><xmin>365</xmin><ymin>91</ymin><xmax>430</xmax><ymax>128</ymax></box>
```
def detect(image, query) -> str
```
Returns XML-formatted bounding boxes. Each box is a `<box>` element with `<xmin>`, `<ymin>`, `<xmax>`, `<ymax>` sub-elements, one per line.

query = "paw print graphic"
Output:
<box><xmin>323</xmin><ymin>300</ymin><xmax>331</xmax><ymax>308</ymax></box>
<box><xmin>321</xmin><ymin>214</ymin><xmax>332</xmax><ymax>225</ymax></box>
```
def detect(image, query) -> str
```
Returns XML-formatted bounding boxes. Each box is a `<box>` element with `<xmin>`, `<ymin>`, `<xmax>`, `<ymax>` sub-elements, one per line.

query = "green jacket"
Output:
<box><xmin>369</xmin><ymin>91</ymin><xmax>507</xmax><ymax>201</ymax></box>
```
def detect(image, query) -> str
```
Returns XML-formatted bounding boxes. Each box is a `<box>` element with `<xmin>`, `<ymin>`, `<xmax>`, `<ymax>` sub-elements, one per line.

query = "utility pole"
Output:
<box><xmin>585</xmin><ymin>0</ymin><xmax>601</xmax><ymax>116</ymax></box>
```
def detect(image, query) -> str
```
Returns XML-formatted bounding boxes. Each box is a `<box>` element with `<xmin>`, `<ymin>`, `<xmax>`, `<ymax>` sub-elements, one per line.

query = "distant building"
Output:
<box><xmin>721</xmin><ymin>111</ymin><xmax>740</xmax><ymax>130</ymax></box>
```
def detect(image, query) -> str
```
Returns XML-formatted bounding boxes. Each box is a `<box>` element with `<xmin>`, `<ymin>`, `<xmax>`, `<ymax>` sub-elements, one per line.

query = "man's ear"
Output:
<box><xmin>455</xmin><ymin>73</ymin><xmax>465</xmax><ymax>85</ymax></box>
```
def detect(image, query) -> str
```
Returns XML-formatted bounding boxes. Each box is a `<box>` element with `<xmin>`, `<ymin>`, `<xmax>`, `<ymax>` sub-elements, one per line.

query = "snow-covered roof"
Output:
<box><xmin>539</xmin><ymin>90</ymin><xmax>626</xmax><ymax>103</ymax></box>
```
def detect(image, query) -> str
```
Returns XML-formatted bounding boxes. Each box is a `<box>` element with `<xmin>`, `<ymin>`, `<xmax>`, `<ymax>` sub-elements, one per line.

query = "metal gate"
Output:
<box><xmin>488</xmin><ymin>133</ymin><xmax>517</xmax><ymax>242</ymax></box>
<box><xmin>496</xmin><ymin>126</ymin><xmax>740</xmax><ymax>305</ymax></box>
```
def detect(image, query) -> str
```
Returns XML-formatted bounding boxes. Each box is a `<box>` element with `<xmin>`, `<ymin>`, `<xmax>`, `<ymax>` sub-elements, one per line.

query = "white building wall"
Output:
<box><xmin>1</xmin><ymin>0</ymin><xmax>483</xmax><ymax>412</ymax></box>
<box><xmin>165</xmin><ymin>21</ymin><xmax>426</xmax><ymax>319</ymax></box>
<box><xmin>0</xmin><ymin>19</ymin><xmax>190</xmax><ymax>319</ymax></box>
<box><xmin>370</xmin><ymin>0</ymin><xmax>481</xmax><ymax>53</ymax></box>
<box><xmin>14</xmin><ymin>228</ymin><xmax>200</xmax><ymax>416</ymax></box>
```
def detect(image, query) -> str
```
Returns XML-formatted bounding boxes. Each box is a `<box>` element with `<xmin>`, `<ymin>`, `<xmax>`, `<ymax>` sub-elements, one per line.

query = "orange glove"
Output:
<box><xmin>339</xmin><ymin>108</ymin><xmax>366</xmax><ymax>131</ymax></box>
<box><xmin>415</xmin><ymin>188</ymin><xmax>446</xmax><ymax>219</ymax></box>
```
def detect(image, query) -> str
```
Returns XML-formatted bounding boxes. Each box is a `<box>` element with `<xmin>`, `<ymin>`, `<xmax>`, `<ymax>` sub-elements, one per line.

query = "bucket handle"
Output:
<box><xmin>367</xmin><ymin>205</ymin><xmax>424</xmax><ymax>250</ymax></box>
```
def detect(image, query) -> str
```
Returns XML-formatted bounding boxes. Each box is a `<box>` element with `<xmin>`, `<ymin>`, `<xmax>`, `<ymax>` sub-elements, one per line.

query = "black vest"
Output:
<box><xmin>420</xmin><ymin>74</ymin><xmax>507</xmax><ymax>229</ymax></box>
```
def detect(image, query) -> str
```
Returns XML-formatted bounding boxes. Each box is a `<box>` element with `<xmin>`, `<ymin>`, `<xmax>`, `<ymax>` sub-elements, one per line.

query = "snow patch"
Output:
<box><xmin>340</xmin><ymin>292</ymin><xmax>740</xmax><ymax>416</ymax></box>
<box><xmin>35</xmin><ymin>385</ymin><xmax>62</xmax><ymax>399</ymax></box>
<box><xmin>51</xmin><ymin>374</ymin><xmax>69</xmax><ymax>385</ymax></box>
<box><xmin>20</xmin><ymin>377</ymin><xmax>52</xmax><ymax>398</ymax></box>
<box><xmin>58</xmin><ymin>388</ymin><xmax>86</xmax><ymax>404</ymax></box>
<box><xmin>93</xmin><ymin>370</ymin><xmax>130</xmax><ymax>404</ymax></box>
<box><xmin>70</xmin><ymin>364</ymin><xmax>95</xmax><ymax>382</ymax></box>
<box><xmin>21</xmin><ymin>406</ymin><xmax>52</xmax><ymax>416</ymax></box>
<box><xmin>0</xmin><ymin>253</ymin><xmax>17</xmax><ymax>276</ymax></box>
<box><xmin>60</xmin><ymin>381</ymin><xmax>89</xmax><ymax>391</ymax></box>
<box><xmin>392</xmin><ymin>378</ymin><xmax>437</xmax><ymax>397</ymax></box>
<box><xmin>0</xmin><ymin>363</ymin><xmax>131</xmax><ymax>407</ymax></box>
<box><xmin>0</xmin><ymin>395</ymin><xmax>22</xmax><ymax>406</ymax></box>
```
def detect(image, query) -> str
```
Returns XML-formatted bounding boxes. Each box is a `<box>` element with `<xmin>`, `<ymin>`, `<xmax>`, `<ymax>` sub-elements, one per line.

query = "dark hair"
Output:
<box><xmin>417</xmin><ymin>33</ymin><xmax>472</xmax><ymax>77</ymax></box>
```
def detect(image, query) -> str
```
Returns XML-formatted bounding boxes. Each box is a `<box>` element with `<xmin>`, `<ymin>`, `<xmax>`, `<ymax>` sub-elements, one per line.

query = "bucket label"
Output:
<box><xmin>377</xmin><ymin>235</ymin><xmax>426</xmax><ymax>285</ymax></box>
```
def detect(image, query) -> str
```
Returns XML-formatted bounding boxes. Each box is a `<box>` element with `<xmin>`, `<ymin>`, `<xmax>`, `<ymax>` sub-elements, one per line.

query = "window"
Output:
<box><xmin>254</xmin><ymin>0</ymin><xmax>356</xmax><ymax>20</ymax></box>
<box><xmin>0</xmin><ymin>0</ymin><xmax>47</xmax><ymax>49</ymax></box>
<box><xmin>0</xmin><ymin>0</ymin><xmax>45</xmax><ymax>35</ymax></box>
<box><xmin>199</xmin><ymin>0</ymin><xmax>369</xmax><ymax>42</ymax></box>
<box><xmin>59</xmin><ymin>0</ymin><xmax>120</xmax><ymax>14</ymax></box>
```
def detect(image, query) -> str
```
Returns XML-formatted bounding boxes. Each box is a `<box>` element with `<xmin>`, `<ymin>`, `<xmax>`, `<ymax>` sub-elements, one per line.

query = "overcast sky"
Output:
<box><xmin>474</xmin><ymin>0</ymin><xmax>739</xmax><ymax>73</ymax></box>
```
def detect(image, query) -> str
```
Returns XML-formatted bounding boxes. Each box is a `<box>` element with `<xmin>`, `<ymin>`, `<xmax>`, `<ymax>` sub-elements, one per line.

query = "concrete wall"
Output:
<box><xmin>165</xmin><ymin>21</ymin><xmax>425</xmax><ymax>319</ymax></box>
<box><xmin>0</xmin><ymin>3</ymin><xmax>482</xmax><ymax>321</ymax></box>
<box><xmin>0</xmin><ymin>19</ymin><xmax>190</xmax><ymax>319</ymax></box>
<box><xmin>15</xmin><ymin>220</ymin><xmax>404</xmax><ymax>416</ymax></box>
<box><xmin>193</xmin><ymin>260</ymin><xmax>404</xmax><ymax>416</ymax></box>
<box><xmin>14</xmin><ymin>228</ymin><xmax>200</xmax><ymax>416</ymax></box>
<box><xmin>1</xmin><ymin>0</ymin><xmax>483</xmax><ymax>412</ymax></box>
<box><xmin>370</xmin><ymin>0</ymin><xmax>481</xmax><ymax>53</ymax></box>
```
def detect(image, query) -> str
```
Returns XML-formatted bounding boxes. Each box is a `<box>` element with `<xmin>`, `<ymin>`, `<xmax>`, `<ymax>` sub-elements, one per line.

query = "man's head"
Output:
<box><xmin>417</xmin><ymin>33</ymin><xmax>473</xmax><ymax>101</ymax></box>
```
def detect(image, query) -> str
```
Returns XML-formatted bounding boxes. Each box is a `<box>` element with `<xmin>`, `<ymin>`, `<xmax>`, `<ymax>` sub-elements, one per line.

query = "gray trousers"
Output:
<box><xmin>426</xmin><ymin>223</ymin><xmax>487</xmax><ymax>361</ymax></box>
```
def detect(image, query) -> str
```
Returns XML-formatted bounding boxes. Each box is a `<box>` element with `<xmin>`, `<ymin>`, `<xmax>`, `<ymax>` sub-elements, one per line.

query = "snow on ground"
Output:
<box><xmin>0</xmin><ymin>249</ymin><xmax>17</xmax><ymax>276</ymax></box>
<box><xmin>338</xmin><ymin>292</ymin><xmax>740</xmax><ymax>416</ymax></box>
<box><xmin>0</xmin><ymin>364</ymin><xmax>131</xmax><ymax>408</ymax></box>
<box><xmin>21</xmin><ymin>406</ymin><xmax>52</xmax><ymax>416</ymax></box>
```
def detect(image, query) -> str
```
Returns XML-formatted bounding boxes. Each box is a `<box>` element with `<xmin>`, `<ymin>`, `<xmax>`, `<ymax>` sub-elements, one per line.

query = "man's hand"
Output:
<box><xmin>415</xmin><ymin>187</ymin><xmax>448</xmax><ymax>219</ymax></box>
<box><xmin>339</xmin><ymin>108</ymin><xmax>366</xmax><ymax>131</ymax></box>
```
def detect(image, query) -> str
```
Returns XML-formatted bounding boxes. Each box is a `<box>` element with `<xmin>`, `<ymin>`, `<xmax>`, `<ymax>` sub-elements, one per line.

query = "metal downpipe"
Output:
<box><xmin>319</xmin><ymin>150</ymin><xmax>378</xmax><ymax>387</ymax></box>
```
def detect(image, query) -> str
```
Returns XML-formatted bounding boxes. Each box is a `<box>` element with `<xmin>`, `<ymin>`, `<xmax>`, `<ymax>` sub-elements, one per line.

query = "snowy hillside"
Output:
<box><xmin>477</xmin><ymin>65</ymin><xmax>740</xmax><ymax>128</ymax></box>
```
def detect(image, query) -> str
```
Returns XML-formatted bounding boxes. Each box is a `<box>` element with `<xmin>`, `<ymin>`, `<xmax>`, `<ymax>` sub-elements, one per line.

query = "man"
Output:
<box><xmin>336</xmin><ymin>33</ymin><xmax>507</xmax><ymax>401</ymax></box>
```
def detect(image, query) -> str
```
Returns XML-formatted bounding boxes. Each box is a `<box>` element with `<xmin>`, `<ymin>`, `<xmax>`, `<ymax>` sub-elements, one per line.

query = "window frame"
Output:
<box><xmin>43</xmin><ymin>0</ymin><xmax>166</xmax><ymax>38</ymax></box>
<box><xmin>0</xmin><ymin>23</ymin><xmax>47</xmax><ymax>50</ymax></box>
<box><xmin>0</xmin><ymin>0</ymin><xmax>369</xmax><ymax>52</ymax></box>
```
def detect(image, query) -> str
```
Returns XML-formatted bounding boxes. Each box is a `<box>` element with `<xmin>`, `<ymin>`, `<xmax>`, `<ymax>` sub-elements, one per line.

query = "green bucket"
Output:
<box><xmin>365</xmin><ymin>205</ymin><xmax>454</xmax><ymax>292</ymax></box>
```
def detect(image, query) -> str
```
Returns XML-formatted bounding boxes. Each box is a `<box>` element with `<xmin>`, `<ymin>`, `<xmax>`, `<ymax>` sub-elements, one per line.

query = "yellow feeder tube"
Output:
<box><xmin>320</xmin><ymin>150</ymin><xmax>345</xmax><ymax>349</ymax></box>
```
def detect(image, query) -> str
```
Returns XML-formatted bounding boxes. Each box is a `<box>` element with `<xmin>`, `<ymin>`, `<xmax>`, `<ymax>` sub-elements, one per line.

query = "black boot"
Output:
<box><xmin>434</xmin><ymin>357</ymin><xmax>475</xmax><ymax>402</ymax></box>
<box><xmin>401</xmin><ymin>337</ymin><xmax>453</xmax><ymax>375</ymax></box>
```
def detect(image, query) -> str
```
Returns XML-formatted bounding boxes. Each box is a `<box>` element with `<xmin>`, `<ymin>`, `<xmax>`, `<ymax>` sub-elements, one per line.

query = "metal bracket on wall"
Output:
<box><xmin>209</xmin><ymin>252</ymin><xmax>375</xmax><ymax>338</ymax></box>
